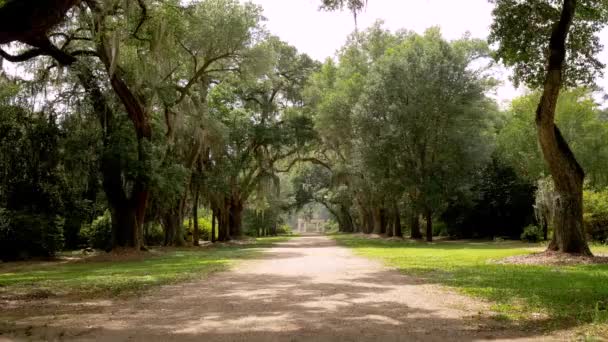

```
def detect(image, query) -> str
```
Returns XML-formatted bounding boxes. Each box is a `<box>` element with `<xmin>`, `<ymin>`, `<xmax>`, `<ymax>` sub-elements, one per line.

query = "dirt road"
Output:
<box><xmin>1</xmin><ymin>236</ymin><xmax>564</xmax><ymax>341</ymax></box>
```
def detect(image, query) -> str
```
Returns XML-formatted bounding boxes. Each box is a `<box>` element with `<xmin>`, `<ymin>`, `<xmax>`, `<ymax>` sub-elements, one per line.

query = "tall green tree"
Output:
<box><xmin>490</xmin><ymin>0</ymin><xmax>608</xmax><ymax>255</ymax></box>
<box><xmin>354</xmin><ymin>28</ymin><xmax>494</xmax><ymax>241</ymax></box>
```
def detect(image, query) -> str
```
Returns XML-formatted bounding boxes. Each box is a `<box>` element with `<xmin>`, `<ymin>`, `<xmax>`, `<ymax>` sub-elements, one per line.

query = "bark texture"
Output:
<box><xmin>535</xmin><ymin>0</ymin><xmax>591</xmax><ymax>255</ymax></box>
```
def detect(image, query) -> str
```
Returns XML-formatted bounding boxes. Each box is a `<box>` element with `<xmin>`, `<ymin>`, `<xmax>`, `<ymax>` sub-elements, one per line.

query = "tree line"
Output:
<box><xmin>0</xmin><ymin>0</ymin><xmax>607</xmax><ymax>259</ymax></box>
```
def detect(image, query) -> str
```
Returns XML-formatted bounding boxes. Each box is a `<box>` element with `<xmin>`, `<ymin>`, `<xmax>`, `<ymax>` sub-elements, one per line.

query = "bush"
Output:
<box><xmin>183</xmin><ymin>215</ymin><xmax>213</xmax><ymax>242</ymax></box>
<box><xmin>81</xmin><ymin>210</ymin><xmax>112</xmax><ymax>250</ymax></box>
<box><xmin>322</xmin><ymin>220</ymin><xmax>338</xmax><ymax>233</ymax></box>
<box><xmin>276</xmin><ymin>224</ymin><xmax>293</xmax><ymax>235</ymax></box>
<box><xmin>520</xmin><ymin>225</ymin><xmax>543</xmax><ymax>243</ymax></box>
<box><xmin>0</xmin><ymin>209</ymin><xmax>65</xmax><ymax>260</ymax></box>
<box><xmin>145</xmin><ymin>223</ymin><xmax>165</xmax><ymax>246</ymax></box>
<box><xmin>583</xmin><ymin>189</ymin><xmax>608</xmax><ymax>242</ymax></box>
<box><xmin>433</xmin><ymin>221</ymin><xmax>448</xmax><ymax>237</ymax></box>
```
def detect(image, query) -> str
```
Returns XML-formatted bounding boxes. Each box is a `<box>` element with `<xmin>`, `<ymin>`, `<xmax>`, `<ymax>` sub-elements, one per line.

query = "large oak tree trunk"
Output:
<box><xmin>380</xmin><ymin>208</ymin><xmax>387</xmax><ymax>234</ymax></box>
<box><xmin>386</xmin><ymin>213</ymin><xmax>394</xmax><ymax>237</ymax></box>
<box><xmin>211</xmin><ymin>209</ymin><xmax>217</xmax><ymax>243</ymax></box>
<box><xmin>394</xmin><ymin>203</ymin><xmax>403</xmax><ymax>238</ymax></box>
<box><xmin>410</xmin><ymin>210</ymin><xmax>422</xmax><ymax>239</ymax></box>
<box><xmin>229</xmin><ymin>198</ymin><xmax>243</xmax><ymax>238</ymax></box>
<box><xmin>425</xmin><ymin>209</ymin><xmax>433</xmax><ymax>242</ymax></box>
<box><xmin>372</xmin><ymin>207</ymin><xmax>383</xmax><ymax>234</ymax></box>
<box><xmin>536</xmin><ymin>0</ymin><xmax>591</xmax><ymax>255</ymax></box>
<box><xmin>339</xmin><ymin>205</ymin><xmax>354</xmax><ymax>233</ymax></box>
<box><xmin>110</xmin><ymin>205</ymin><xmax>138</xmax><ymax>249</ymax></box>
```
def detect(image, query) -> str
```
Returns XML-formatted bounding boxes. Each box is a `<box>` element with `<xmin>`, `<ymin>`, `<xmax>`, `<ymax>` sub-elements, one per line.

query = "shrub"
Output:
<box><xmin>323</xmin><ymin>220</ymin><xmax>339</xmax><ymax>233</ymax></box>
<box><xmin>276</xmin><ymin>224</ymin><xmax>293</xmax><ymax>235</ymax></box>
<box><xmin>433</xmin><ymin>221</ymin><xmax>448</xmax><ymax>237</ymax></box>
<box><xmin>81</xmin><ymin>210</ymin><xmax>112</xmax><ymax>250</ymax></box>
<box><xmin>0</xmin><ymin>209</ymin><xmax>65</xmax><ymax>260</ymax></box>
<box><xmin>183</xmin><ymin>215</ymin><xmax>213</xmax><ymax>242</ymax></box>
<box><xmin>520</xmin><ymin>225</ymin><xmax>543</xmax><ymax>243</ymax></box>
<box><xmin>583</xmin><ymin>189</ymin><xmax>608</xmax><ymax>242</ymax></box>
<box><xmin>145</xmin><ymin>223</ymin><xmax>165</xmax><ymax>246</ymax></box>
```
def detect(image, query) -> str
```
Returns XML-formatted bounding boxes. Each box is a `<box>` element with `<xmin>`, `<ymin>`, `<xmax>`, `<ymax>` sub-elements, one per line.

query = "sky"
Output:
<box><xmin>249</xmin><ymin>0</ymin><xmax>608</xmax><ymax>106</ymax></box>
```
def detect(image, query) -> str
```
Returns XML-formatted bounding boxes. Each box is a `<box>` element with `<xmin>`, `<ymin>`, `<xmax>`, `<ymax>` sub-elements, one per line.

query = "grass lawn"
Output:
<box><xmin>0</xmin><ymin>236</ymin><xmax>289</xmax><ymax>299</ymax></box>
<box><xmin>333</xmin><ymin>234</ymin><xmax>608</xmax><ymax>334</ymax></box>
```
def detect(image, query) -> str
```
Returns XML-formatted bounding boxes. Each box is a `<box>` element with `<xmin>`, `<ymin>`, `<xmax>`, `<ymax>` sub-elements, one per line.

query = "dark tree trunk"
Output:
<box><xmin>380</xmin><ymin>208</ymin><xmax>387</xmax><ymax>234</ymax></box>
<box><xmin>217</xmin><ymin>207</ymin><xmax>226</xmax><ymax>242</ymax></box>
<box><xmin>162</xmin><ymin>209</ymin><xmax>178</xmax><ymax>246</ymax></box>
<box><xmin>394</xmin><ymin>203</ymin><xmax>403</xmax><ymax>238</ymax></box>
<box><xmin>211</xmin><ymin>209</ymin><xmax>216</xmax><ymax>243</ymax></box>
<box><xmin>110</xmin><ymin>205</ymin><xmax>138</xmax><ymax>249</ymax></box>
<box><xmin>217</xmin><ymin>199</ymin><xmax>231</xmax><ymax>242</ymax></box>
<box><xmin>192</xmin><ymin>190</ymin><xmax>200</xmax><ymax>246</ymax></box>
<box><xmin>425</xmin><ymin>209</ymin><xmax>433</xmax><ymax>242</ymax></box>
<box><xmin>542</xmin><ymin>220</ymin><xmax>548</xmax><ymax>241</ymax></box>
<box><xmin>229</xmin><ymin>198</ymin><xmax>243</xmax><ymax>238</ymax></box>
<box><xmin>339</xmin><ymin>205</ymin><xmax>354</xmax><ymax>233</ymax></box>
<box><xmin>410</xmin><ymin>210</ymin><xmax>422</xmax><ymax>239</ymax></box>
<box><xmin>386</xmin><ymin>214</ymin><xmax>394</xmax><ymax>237</ymax></box>
<box><xmin>372</xmin><ymin>207</ymin><xmax>382</xmax><ymax>234</ymax></box>
<box><xmin>536</xmin><ymin>0</ymin><xmax>591</xmax><ymax>255</ymax></box>
<box><xmin>271</xmin><ymin>223</ymin><xmax>278</xmax><ymax>236</ymax></box>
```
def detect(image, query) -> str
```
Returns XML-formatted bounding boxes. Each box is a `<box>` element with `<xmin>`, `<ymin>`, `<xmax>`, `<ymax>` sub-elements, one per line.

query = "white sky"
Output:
<box><xmin>250</xmin><ymin>0</ymin><xmax>608</xmax><ymax>106</ymax></box>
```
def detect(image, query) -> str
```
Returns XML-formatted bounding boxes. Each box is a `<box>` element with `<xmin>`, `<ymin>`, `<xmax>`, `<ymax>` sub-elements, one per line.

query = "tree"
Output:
<box><xmin>497</xmin><ymin>89</ymin><xmax>608</xmax><ymax>188</ymax></box>
<box><xmin>354</xmin><ymin>28</ymin><xmax>494</xmax><ymax>241</ymax></box>
<box><xmin>490</xmin><ymin>0</ymin><xmax>608</xmax><ymax>255</ymax></box>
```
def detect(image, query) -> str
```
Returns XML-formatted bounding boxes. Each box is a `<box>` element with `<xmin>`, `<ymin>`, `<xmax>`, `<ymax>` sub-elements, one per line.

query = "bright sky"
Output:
<box><xmin>250</xmin><ymin>0</ymin><xmax>608</xmax><ymax>106</ymax></box>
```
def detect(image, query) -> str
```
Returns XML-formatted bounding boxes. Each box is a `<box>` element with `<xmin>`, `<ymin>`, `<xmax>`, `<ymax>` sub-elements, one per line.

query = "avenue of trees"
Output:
<box><xmin>1</xmin><ymin>0</ymin><xmax>608</xmax><ymax>259</ymax></box>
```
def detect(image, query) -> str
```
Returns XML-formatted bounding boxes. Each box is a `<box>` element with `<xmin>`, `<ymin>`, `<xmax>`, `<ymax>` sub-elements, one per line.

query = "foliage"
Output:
<box><xmin>489</xmin><ymin>0</ymin><xmax>608</xmax><ymax>88</ymax></box>
<box><xmin>324</xmin><ymin>220</ymin><xmax>340</xmax><ymax>234</ymax></box>
<box><xmin>145</xmin><ymin>223</ymin><xmax>165</xmax><ymax>246</ymax></box>
<box><xmin>496</xmin><ymin>89</ymin><xmax>608</xmax><ymax>187</ymax></box>
<box><xmin>443</xmin><ymin>158</ymin><xmax>536</xmax><ymax>239</ymax></box>
<box><xmin>276</xmin><ymin>224</ymin><xmax>293</xmax><ymax>235</ymax></box>
<box><xmin>520</xmin><ymin>225</ymin><xmax>544</xmax><ymax>243</ymax></box>
<box><xmin>183</xmin><ymin>215</ymin><xmax>213</xmax><ymax>242</ymax></box>
<box><xmin>81</xmin><ymin>211</ymin><xmax>112</xmax><ymax>250</ymax></box>
<box><xmin>0</xmin><ymin>209</ymin><xmax>65</xmax><ymax>260</ymax></box>
<box><xmin>583</xmin><ymin>188</ymin><xmax>608</xmax><ymax>242</ymax></box>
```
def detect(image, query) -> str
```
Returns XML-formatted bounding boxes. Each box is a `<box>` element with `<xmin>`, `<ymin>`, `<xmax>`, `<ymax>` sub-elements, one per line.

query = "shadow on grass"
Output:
<box><xmin>0</xmin><ymin>237</ymin><xmax>295</xmax><ymax>299</ymax></box>
<box><xmin>333</xmin><ymin>234</ymin><xmax>608</xmax><ymax>330</ymax></box>
<box><xmin>1</xmin><ymin>266</ymin><xmax>563</xmax><ymax>341</ymax></box>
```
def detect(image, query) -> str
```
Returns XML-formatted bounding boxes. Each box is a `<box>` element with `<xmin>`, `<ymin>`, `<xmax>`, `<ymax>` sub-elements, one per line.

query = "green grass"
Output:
<box><xmin>333</xmin><ymin>235</ymin><xmax>608</xmax><ymax>332</ymax></box>
<box><xmin>0</xmin><ymin>236</ymin><xmax>289</xmax><ymax>299</ymax></box>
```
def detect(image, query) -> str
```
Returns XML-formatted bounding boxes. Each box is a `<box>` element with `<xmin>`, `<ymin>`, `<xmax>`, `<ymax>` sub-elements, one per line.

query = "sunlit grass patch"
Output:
<box><xmin>0</xmin><ymin>236</ymin><xmax>289</xmax><ymax>299</ymax></box>
<box><xmin>333</xmin><ymin>235</ymin><xmax>608</xmax><ymax>332</ymax></box>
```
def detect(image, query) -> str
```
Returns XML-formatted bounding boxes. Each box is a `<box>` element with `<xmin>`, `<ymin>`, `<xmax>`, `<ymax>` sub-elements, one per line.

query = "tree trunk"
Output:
<box><xmin>410</xmin><ymin>210</ymin><xmax>422</xmax><ymax>239</ymax></box>
<box><xmin>339</xmin><ymin>205</ymin><xmax>354</xmax><ymax>233</ymax></box>
<box><xmin>386</xmin><ymin>213</ymin><xmax>394</xmax><ymax>237</ymax></box>
<box><xmin>162</xmin><ymin>209</ymin><xmax>179</xmax><ymax>246</ymax></box>
<box><xmin>536</xmin><ymin>0</ymin><xmax>591</xmax><ymax>255</ymax></box>
<box><xmin>110</xmin><ymin>205</ymin><xmax>138</xmax><ymax>249</ymax></box>
<box><xmin>218</xmin><ymin>199</ymin><xmax>231</xmax><ymax>242</ymax></box>
<box><xmin>425</xmin><ymin>209</ymin><xmax>433</xmax><ymax>242</ymax></box>
<box><xmin>380</xmin><ymin>208</ymin><xmax>387</xmax><ymax>234</ymax></box>
<box><xmin>542</xmin><ymin>220</ymin><xmax>548</xmax><ymax>241</ymax></box>
<box><xmin>217</xmin><ymin>206</ymin><xmax>226</xmax><ymax>242</ymax></box>
<box><xmin>229</xmin><ymin>198</ymin><xmax>243</xmax><ymax>238</ymax></box>
<box><xmin>372</xmin><ymin>207</ymin><xmax>382</xmax><ymax>234</ymax></box>
<box><xmin>192</xmin><ymin>190</ymin><xmax>200</xmax><ymax>246</ymax></box>
<box><xmin>394</xmin><ymin>203</ymin><xmax>403</xmax><ymax>238</ymax></box>
<box><xmin>211</xmin><ymin>209</ymin><xmax>216</xmax><ymax>243</ymax></box>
